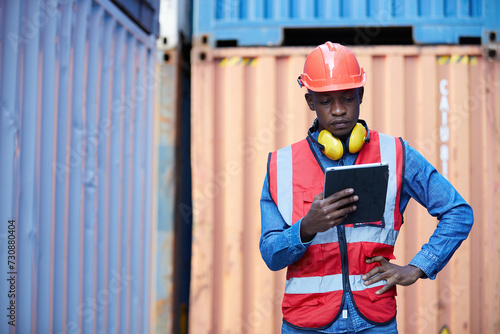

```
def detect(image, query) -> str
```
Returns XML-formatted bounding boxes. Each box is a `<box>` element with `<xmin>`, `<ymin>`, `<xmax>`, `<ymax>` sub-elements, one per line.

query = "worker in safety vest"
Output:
<box><xmin>260</xmin><ymin>42</ymin><xmax>474</xmax><ymax>333</ymax></box>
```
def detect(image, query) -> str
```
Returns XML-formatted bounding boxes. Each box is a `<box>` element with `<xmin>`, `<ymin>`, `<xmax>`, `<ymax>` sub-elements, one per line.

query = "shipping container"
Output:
<box><xmin>112</xmin><ymin>0</ymin><xmax>161</xmax><ymax>36</ymax></box>
<box><xmin>190</xmin><ymin>45</ymin><xmax>500</xmax><ymax>334</ymax></box>
<box><xmin>0</xmin><ymin>0</ymin><xmax>158</xmax><ymax>333</ymax></box>
<box><xmin>153</xmin><ymin>45</ymin><xmax>194</xmax><ymax>334</ymax></box>
<box><xmin>158</xmin><ymin>0</ymin><xmax>192</xmax><ymax>50</ymax></box>
<box><xmin>153</xmin><ymin>49</ymin><xmax>178</xmax><ymax>333</ymax></box>
<box><xmin>155</xmin><ymin>0</ymin><xmax>194</xmax><ymax>332</ymax></box>
<box><xmin>193</xmin><ymin>0</ymin><xmax>500</xmax><ymax>47</ymax></box>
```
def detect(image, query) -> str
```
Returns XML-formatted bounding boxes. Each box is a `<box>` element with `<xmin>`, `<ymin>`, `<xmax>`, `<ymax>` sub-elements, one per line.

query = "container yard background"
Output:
<box><xmin>1</xmin><ymin>0</ymin><xmax>500</xmax><ymax>333</ymax></box>
<box><xmin>189</xmin><ymin>44</ymin><xmax>500</xmax><ymax>334</ymax></box>
<box><xmin>189</xmin><ymin>1</ymin><xmax>500</xmax><ymax>334</ymax></box>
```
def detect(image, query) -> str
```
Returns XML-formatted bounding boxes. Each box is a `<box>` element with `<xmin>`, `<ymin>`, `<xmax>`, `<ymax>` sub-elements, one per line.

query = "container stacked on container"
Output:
<box><xmin>190</xmin><ymin>1</ymin><xmax>500</xmax><ymax>333</ymax></box>
<box><xmin>195</xmin><ymin>0</ymin><xmax>500</xmax><ymax>47</ymax></box>
<box><xmin>0</xmin><ymin>0</ymin><xmax>158</xmax><ymax>333</ymax></box>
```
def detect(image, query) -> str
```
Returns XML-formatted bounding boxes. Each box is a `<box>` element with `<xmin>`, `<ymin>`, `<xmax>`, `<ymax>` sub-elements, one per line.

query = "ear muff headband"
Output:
<box><xmin>307</xmin><ymin>119</ymin><xmax>369</xmax><ymax>160</ymax></box>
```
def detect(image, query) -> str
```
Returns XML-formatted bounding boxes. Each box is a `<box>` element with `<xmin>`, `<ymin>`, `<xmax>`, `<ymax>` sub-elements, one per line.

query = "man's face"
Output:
<box><xmin>305</xmin><ymin>88</ymin><xmax>364</xmax><ymax>140</ymax></box>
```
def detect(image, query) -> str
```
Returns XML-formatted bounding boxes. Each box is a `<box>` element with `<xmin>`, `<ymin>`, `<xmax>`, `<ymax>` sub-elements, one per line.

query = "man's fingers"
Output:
<box><xmin>362</xmin><ymin>257</ymin><xmax>390</xmax><ymax>284</ymax></box>
<box><xmin>325</xmin><ymin>188</ymin><xmax>355</xmax><ymax>202</ymax></box>
<box><xmin>322</xmin><ymin>193</ymin><xmax>358</xmax><ymax>216</ymax></box>
<box><xmin>324</xmin><ymin>202</ymin><xmax>357</xmax><ymax>226</ymax></box>
<box><xmin>314</xmin><ymin>192</ymin><xmax>324</xmax><ymax>201</ymax></box>
<box><xmin>362</xmin><ymin>267</ymin><xmax>383</xmax><ymax>284</ymax></box>
<box><xmin>331</xmin><ymin>195</ymin><xmax>359</xmax><ymax>210</ymax></box>
<box><xmin>331</xmin><ymin>214</ymin><xmax>350</xmax><ymax>225</ymax></box>
<box><xmin>366</xmin><ymin>256</ymin><xmax>387</xmax><ymax>264</ymax></box>
<box><xmin>376</xmin><ymin>279</ymin><xmax>396</xmax><ymax>295</ymax></box>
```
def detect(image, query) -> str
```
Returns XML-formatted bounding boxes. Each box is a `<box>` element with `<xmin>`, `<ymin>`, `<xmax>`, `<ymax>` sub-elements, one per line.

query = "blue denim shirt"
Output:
<box><xmin>260</xmin><ymin>132</ymin><xmax>474</xmax><ymax>333</ymax></box>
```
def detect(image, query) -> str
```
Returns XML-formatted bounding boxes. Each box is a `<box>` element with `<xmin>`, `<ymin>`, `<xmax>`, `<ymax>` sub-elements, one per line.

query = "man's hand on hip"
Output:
<box><xmin>362</xmin><ymin>256</ymin><xmax>424</xmax><ymax>295</ymax></box>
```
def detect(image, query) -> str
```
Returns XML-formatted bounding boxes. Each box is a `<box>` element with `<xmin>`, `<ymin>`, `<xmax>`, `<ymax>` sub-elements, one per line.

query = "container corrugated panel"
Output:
<box><xmin>112</xmin><ymin>0</ymin><xmax>161</xmax><ymax>36</ymax></box>
<box><xmin>190</xmin><ymin>45</ymin><xmax>500</xmax><ymax>333</ymax></box>
<box><xmin>0</xmin><ymin>0</ymin><xmax>156</xmax><ymax>333</ymax></box>
<box><xmin>194</xmin><ymin>0</ymin><xmax>500</xmax><ymax>46</ymax></box>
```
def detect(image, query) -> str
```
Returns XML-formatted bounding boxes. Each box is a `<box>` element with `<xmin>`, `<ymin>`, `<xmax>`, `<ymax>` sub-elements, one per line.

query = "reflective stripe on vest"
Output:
<box><xmin>312</xmin><ymin>226</ymin><xmax>399</xmax><ymax>246</ymax></box>
<box><xmin>276</xmin><ymin>145</ymin><xmax>293</xmax><ymax>226</ymax></box>
<box><xmin>285</xmin><ymin>274</ymin><xmax>386</xmax><ymax>294</ymax></box>
<box><xmin>379</xmin><ymin>132</ymin><xmax>398</xmax><ymax>232</ymax></box>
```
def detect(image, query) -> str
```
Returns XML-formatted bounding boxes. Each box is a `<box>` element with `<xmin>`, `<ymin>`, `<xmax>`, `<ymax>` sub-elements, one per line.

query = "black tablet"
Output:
<box><xmin>324</xmin><ymin>162</ymin><xmax>389</xmax><ymax>225</ymax></box>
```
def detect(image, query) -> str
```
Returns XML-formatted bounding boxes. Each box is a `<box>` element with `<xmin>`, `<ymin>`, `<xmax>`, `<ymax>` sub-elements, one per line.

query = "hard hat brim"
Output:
<box><xmin>300</xmin><ymin>71</ymin><xmax>367</xmax><ymax>92</ymax></box>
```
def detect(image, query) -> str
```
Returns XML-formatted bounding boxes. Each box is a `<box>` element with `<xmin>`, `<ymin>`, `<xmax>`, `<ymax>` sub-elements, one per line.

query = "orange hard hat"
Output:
<box><xmin>298</xmin><ymin>42</ymin><xmax>366</xmax><ymax>92</ymax></box>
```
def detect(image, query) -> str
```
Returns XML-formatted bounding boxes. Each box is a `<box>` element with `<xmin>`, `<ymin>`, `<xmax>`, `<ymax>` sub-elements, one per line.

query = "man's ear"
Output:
<box><xmin>358</xmin><ymin>87</ymin><xmax>364</xmax><ymax>104</ymax></box>
<box><xmin>305</xmin><ymin>93</ymin><xmax>315</xmax><ymax>111</ymax></box>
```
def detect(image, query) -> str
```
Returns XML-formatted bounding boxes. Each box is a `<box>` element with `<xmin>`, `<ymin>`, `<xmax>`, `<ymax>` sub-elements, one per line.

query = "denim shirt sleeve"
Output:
<box><xmin>259</xmin><ymin>175</ymin><xmax>314</xmax><ymax>271</ymax></box>
<box><xmin>401</xmin><ymin>141</ymin><xmax>474</xmax><ymax>280</ymax></box>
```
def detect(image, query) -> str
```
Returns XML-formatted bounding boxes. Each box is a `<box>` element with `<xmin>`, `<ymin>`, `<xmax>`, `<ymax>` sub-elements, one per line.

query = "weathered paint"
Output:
<box><xmin>190</xmin><ymin>45</ymin><xmax>500</xmax><ymax>334</ymax></box>
<box><xmin>0</xmin><ymin>0</ymin><xmax>157</xmax><ymax>333</ymax></box>
<box><xmin>152</xmin><ymin>48</ymin><xmax>181</xmax><ymax>333</ymax></box>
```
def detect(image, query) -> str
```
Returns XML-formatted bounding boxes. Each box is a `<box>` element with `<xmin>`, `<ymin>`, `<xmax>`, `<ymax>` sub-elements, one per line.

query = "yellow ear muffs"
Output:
<box><xmin>347</xmin><ymin>123</ymin><xmax>368</xmax><ymax>154</ymax></box>
<box><xmin>318</xmin><ymin>130</ymin><xmax>344</xmax><ymax>160</ymax></box>
<box><xmin>317</xmin><ymin>122</ymin><xmax>368</xmax><ymax>160</ymax></box>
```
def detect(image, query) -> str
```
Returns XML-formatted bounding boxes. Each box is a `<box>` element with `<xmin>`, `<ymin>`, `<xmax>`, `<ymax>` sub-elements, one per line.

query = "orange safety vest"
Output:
<box><xmin>268</xmin><ymin>131</ymin><xmax>405</xmax><ymax>329</ymax></box>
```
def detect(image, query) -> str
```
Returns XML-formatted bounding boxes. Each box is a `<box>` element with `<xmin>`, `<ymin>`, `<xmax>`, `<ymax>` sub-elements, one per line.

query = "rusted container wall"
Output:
<box><xmin>190</xmin><ymin>45</ymin><xmax>500</xmax><ymax>334</ymax></box>
<box><xmin>152</xmin><ymin>48</ymin><xmax>180</xmax><ymax>333</ymax></box>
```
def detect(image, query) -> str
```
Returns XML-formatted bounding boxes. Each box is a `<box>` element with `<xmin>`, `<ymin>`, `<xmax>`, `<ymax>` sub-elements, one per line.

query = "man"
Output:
<box><xmin>259</xmin><ymin>42</ymin><xmax>474</xmax><ymax>333</ymax></box>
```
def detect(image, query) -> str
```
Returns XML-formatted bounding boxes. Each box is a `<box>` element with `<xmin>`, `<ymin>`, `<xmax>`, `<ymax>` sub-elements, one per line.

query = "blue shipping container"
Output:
<box><xmin>0</xmin><ymin>0</ymin><xmax>157</xmax><ymax>333</ymax></box>
<box><xmin>194</xmin><ymin>0</ymin><xmax>500</xmax><ymax>46</ymax></box>
<box><xmin>112</xmin><ymin>0</ymin><xmax>161</xmax><ymax>36</ymax></box>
